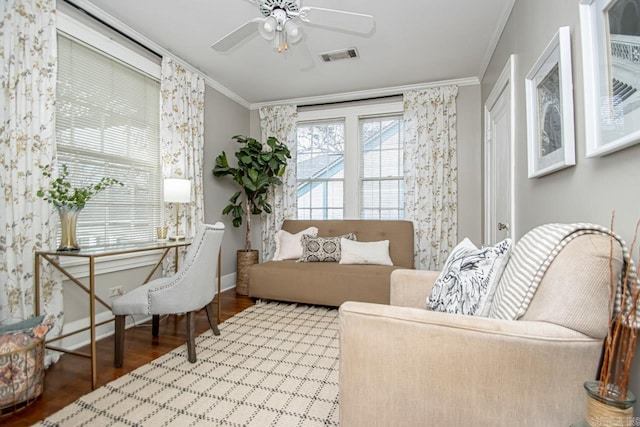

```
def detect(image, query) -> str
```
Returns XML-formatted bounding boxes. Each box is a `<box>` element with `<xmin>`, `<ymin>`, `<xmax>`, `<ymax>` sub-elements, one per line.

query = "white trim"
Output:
<box><xmin>252</xmin><ymin>77</ymin><xmax>479</xmax><ymax>110</ymax></box>
<box><xmin>479</xmin><ymin>0</ymin><xmax>517</xmax><ymax>81</ymax></box>
<box><xmin>59</xmin><ymin>250</ymin><xmax>166</xmax><ymax>278</ymax></box>
<box><xmin>483</xmin><ymin>54</ymin><xmax>517</xmax><ymax>244</ymax></box>
<box><xmin>57</xmin><ymin>11</ymin><xmax>161</xmax><ymax>79</ymax></box>
<box><xmin>66</xmin><ymin>0</ymin><xmax>252</xmax><ymax>108</ymax></box>
<box><xmin>55</xmin><ymin>273</ymin><xmax>237</xmax><ymax>350</ymax></box>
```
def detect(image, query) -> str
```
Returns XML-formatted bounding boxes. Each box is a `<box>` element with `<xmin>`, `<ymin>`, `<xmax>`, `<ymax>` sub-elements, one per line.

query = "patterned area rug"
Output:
<box><xmin>35</xmin><ymin>302</ymin><xmax>339</xmax><ymax>426</ymax></box>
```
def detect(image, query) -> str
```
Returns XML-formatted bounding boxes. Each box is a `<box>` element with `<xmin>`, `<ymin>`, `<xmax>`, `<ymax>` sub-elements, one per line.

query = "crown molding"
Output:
<box><xmin>66</xmin><ymin>0</ymin><xmax>252</xmax><ymax>109</ymax></box>
<box><xmin>249</xmin><ymin>77</ymin><xmax>480</xmax><ymax>110</ymax></box>
<box><xmin>479</xmin><ymin>0</ymin><xmax>516</xmax><ymax>81</ymax></box>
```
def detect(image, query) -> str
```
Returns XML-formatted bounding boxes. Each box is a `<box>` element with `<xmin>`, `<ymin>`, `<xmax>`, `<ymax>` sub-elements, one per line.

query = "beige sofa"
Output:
<box><xmin>339</xmin><ymin>233</ymin><xmax>623</xmax><ymax>426</ymax></box>
<box><xmin>248</xmin><ymin>219</ymin><xmax>414</xmax><ymax>306</ymax></box>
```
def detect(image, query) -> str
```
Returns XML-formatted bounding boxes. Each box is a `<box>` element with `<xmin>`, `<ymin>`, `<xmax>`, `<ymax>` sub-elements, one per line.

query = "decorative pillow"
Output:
<box><xmin>426</xmin><ymin>238</ymin><xmax>512</xmax><ymax>316</ymax></box>
<box><xmin>272</xmin><ymin>226</ymin><xmax>319</xmax><ymax>261</ymax></box>
<box><xmin>339</xmin><ymin>239</ymin><xmax>393</xmax><ymax>266</ymax></box>
<box><xmin>299</xmin><ymin>233</ymin><xmax>357</xmax><ymax>262</ymax></box>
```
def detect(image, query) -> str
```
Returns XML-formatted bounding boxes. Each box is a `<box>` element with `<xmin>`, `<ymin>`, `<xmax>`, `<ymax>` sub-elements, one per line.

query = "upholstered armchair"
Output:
<box><xmin>339</xmin><ymin>231</ymin><xmax>623</xmax><ymax>426</ymax></box>
<box><xmin>111</xmin><ymin>223</ymin><xmax>224</xmax><ymax>367</ymax></box>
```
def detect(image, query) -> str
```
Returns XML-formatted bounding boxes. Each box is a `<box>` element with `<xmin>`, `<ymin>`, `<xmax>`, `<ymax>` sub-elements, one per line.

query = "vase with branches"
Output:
<box><xmin>38</xmin><ymin>164</ymin><xmax>124</xmax><ymax>251</ymax></box>
<box><xmin>579</xmin><ymin>215</ymin><xmax>639</xmax><ymax>426</ymax></box>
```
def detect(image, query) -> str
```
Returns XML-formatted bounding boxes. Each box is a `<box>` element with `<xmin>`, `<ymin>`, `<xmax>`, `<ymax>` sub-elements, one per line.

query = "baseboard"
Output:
<box><xmin>55</xmin><ymin>272</ymin><xmax>238</xmax><ymax>351</ymax></box>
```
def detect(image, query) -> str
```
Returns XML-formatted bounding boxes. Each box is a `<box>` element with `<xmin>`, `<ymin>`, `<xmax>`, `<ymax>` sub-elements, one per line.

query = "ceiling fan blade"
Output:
<box><xmin>298</xmin><ymin>7</ymin><xmax>375</xmax><ymax>35</ymax></box>
<box><xmin>295</xmin><ymin>39</ymin><xmax>315</xmax><ymax>71</ymax></box>
<box><xmin>211</xmin><ymin>18</ymin><xmax>263</xmax><ymax>52</ymax></box>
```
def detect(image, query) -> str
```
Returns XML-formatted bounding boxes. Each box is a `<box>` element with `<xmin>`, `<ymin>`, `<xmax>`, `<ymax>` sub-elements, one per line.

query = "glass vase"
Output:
<box><xmin>572</xmin><ymin>380</ymin><xmax>636</xmax><ymax>427</ymax></box>
<box><xmin>57</xmin><ymin>206</ymin><xmax>82</xmax><ymax>251</ymax></box>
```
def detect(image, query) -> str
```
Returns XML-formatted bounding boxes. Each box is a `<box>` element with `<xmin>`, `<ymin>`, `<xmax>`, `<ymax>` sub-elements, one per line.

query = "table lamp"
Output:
<box><xmin>163</xmin><ymin>178</ymin><xmax>191</xmax><ymax>240</ymax></box>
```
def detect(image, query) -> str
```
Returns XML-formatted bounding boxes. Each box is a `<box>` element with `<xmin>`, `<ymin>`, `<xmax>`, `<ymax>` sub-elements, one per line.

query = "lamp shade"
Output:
<box><xmin>163</xmin><ymin>178</ymin><xmax>191</xmax><ymax>203</ymax></box>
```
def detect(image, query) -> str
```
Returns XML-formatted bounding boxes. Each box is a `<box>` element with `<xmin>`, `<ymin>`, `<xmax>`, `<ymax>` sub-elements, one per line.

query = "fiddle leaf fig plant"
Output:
<box><xmin>213</xmin><ymin>135</ymin><xmax>290</xmax><ymax>251</ymax></box>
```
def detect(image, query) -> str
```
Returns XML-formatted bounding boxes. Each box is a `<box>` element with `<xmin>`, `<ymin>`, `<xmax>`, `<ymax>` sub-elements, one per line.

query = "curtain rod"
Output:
<box><xmin>297</xmin><ymin>94</ymin><xmax>401</xmax><ymax>109</ymax></box>
<box><xmin>62</xmin><ymin>0</ymin><xmax>162</xmax><ymax>59</ymax></box>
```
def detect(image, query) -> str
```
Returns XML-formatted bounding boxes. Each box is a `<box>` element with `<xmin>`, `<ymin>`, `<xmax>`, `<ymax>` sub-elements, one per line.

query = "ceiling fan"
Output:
<box><xmin>210</xmin><ymin>0</ymin><xmax>375</xmax><ymax>56</ymax></box>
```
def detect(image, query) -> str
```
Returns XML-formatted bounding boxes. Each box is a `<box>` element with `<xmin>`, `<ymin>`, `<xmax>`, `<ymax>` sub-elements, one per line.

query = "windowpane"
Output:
<box><xmin>296</xmin><ymin>120</ymin><xmax>345</xmax><ymax>219</ymax></box>
<box><xmin>360</xmin><ymin>116</ymin><xmax>404</xmax><ymax>220</ymax></box>
<box><xmin>57</xmin><ymin>34</ymin><xmax>161</xmax><ymax>247</ymax></box>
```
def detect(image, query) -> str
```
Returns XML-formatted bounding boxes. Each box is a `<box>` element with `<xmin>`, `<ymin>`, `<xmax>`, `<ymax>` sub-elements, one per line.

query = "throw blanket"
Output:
<box><xmin>489</xmin><ymin>223</ymin><xmax>640</xmax><ymax>327</ymax></box>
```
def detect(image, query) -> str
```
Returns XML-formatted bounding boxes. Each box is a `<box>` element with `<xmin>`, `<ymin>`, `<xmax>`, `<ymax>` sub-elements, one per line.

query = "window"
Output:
<box><xmin>296</xmin><ymin>120</ymin><xmax>345</xmax><ymax>219</ymax></box>
<box><xmin>360</xmin><ymin>116</ymin><xmax>404</xmax><ymax>219</ymax></box>
<box><xmin>296</xmin><ymin>102</ymin><xmax>404</xmax><ymax>219</ymax></box>
<box><xmin>56</xmin><ymin>29</ymin><xmax>161</xmax><ymax>247</ymax></box>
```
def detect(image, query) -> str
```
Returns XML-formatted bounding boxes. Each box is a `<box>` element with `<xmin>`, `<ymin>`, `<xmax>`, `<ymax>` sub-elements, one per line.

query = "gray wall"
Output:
<box><xmin>247</xmin><ymin>85</ymin><xmax>483</xmax><ymax>247</ymax></box>
<box><xmin>203</xmin><ymin>87</ymin><xmax>251</xmax><ymax>276</ymax></box>
<box><xmin>482</xmin><ymin>0</ymin><xmax>640</xmax><ymax>412</ymax></box>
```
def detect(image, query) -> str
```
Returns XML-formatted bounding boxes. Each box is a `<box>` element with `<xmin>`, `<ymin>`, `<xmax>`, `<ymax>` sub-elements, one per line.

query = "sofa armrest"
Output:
<box><xmin>339</xmin><ymin>302</ymin><xmax>603</xmax><ymax>427</ymax></box>
<box><xmin>390</xmin><ymin>269</ymin><xmax>440</xmax><ymax>308</ymax></box>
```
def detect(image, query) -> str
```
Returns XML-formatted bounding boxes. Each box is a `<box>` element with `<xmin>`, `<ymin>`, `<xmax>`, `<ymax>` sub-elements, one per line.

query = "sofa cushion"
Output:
<box><xmin>273</xmin><ymin>226</ymin><xmax>318</xmax><ymax>261</ymax></box>
<box><xmin>340</xmin><ymin>239</ymin><xmax>393</xmax><ymax>266</ymax></box>
<box><xmin>281</xmin><ymin>220</ymin><xmax>414</xmax><ymax>269</ymax></box>
<box><xmin>299</xmin><ymin>233</ymin><xmax>356</xmax><ymax>262</ymax></box>
<box><xmin>426</xmin><ymin>238</ymin><xmax>512</xmax><ymax>316</ymax></box>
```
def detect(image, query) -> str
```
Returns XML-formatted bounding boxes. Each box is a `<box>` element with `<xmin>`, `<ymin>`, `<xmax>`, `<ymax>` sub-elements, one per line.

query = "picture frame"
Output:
<box><xmin>580</xmin><ymin>0</ymin><xmax>640</xmax><ymax>157</ymax></box>
<box><xmin>525</xmin><ymin>26</ymin><xmax>576</xmax><ymax>178</ymax></box>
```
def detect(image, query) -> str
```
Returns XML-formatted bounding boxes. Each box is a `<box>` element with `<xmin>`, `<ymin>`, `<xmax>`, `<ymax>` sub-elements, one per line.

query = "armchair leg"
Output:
<box><xmin>186</xmin><ymin>311</ymin><xmax>196</xmax><ymax>363</ymax></box>
<box><xmin>114</xmin><ymin>315</ymin><xmax>125</xmax><ymax>368</ymax></box>
<box><xmin>205</xmin><ymin>301</ymin><xmax>221</xmax><ymax>336</ymax></box>
<box><xmin>152</xmin><ymin>315</ymin><xmax>160</xmax><ymax>337</ymax></box>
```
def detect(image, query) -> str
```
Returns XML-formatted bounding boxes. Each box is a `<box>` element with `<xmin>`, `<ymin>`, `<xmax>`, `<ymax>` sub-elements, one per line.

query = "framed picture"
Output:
<box><xmin>525</xmin><ymin>26</ymin><xmax>576</xmax><ymax>178</ymax></box>
<box><xmin>580</xmin><ymin>0</ymin><xmax>640</xmax><ymax>157</ymax></box>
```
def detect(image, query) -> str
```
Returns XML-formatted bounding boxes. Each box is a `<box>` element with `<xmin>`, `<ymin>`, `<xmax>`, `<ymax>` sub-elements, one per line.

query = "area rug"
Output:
<box><xmin>35</xmin><ymin>301</ymin><xmax>339</xmax><ymax>426</ymax></box>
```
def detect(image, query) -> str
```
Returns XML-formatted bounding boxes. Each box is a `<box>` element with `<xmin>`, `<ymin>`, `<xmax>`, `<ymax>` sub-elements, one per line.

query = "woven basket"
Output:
<box><xmin>236</xmin><ymin>250</ymin><xmax>259</xmax><ymax>295</ymax></box>
<box><xmin>0</xmin><ymin>337</ymin><xmax>46</xmax><ymax>416</ymax></box>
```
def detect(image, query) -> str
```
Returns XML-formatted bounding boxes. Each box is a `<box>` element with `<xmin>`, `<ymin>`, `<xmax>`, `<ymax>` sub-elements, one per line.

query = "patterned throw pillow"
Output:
<box><xmin>426</xmin><ymin>238</ymin><xmax>512</xmax><ymax>316</ymax></box>
<box><xmin>299</xmin><ymin>233</ymin><xmax>357</xmax><ymax>262</ymax></box>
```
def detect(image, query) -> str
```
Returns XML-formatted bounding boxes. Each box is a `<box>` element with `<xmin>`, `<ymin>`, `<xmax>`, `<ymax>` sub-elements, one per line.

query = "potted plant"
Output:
<box><xmin>37</xmin><ymin>164</ymin><xmax>124</xmax><ymax>251</ymax></box>
<box><xmin>213</xmin><ymin>135</ymin><xmax>291</xmax><ymax>295</ymax></box>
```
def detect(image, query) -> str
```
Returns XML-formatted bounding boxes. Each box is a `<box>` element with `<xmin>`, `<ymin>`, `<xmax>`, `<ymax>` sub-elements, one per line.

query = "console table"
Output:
<box><xmin>34</xmin><ymin>240</ymin><xmax>222</xmax><ymax>390</ymax></box>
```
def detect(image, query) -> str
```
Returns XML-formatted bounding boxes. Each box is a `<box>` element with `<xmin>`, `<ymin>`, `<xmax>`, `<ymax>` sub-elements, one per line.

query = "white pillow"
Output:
<box><xmin>272</xmin><ymin>227</ymin><xmax>319</xmax><ymax>261</ymax></box>
<box><xmin>426</xmin><ymin>238</ymin><xmax>512</xmax><ymax>316</ymax></box>
<box><xmin>339</xmin><ymin>239</ymin><xmax>393</xmax><ymax>266</ymax></box>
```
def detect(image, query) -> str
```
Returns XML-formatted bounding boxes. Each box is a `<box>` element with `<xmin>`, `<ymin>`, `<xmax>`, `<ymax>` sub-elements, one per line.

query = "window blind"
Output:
<box><xmin>360</xmin><ymin>115</ymin><xmax>404</xmax><ymax>220</ymax></box>
<box><xmin>56</xmin><ymin>34</ymin><xmax>161</xmax><ymax>247</ymax></box>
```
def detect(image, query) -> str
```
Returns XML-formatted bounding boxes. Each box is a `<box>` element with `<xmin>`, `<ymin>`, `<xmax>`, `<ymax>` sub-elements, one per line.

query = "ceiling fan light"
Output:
<box><xmin>284</xmin><ymin>20</ymin><xmax>302</xmax><ymax>44</ymax></box>
<box><xmin>258</xmin><ymin>16</ymin><xmax>278</xmax><ymax>40</ymax></box>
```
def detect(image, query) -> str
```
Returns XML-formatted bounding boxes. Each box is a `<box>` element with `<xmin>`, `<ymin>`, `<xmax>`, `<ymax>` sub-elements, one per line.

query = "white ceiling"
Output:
<box><xmin>73</xmin><ymin>0</ymin><xmax>515</xmax><ymax>108</ymax></box>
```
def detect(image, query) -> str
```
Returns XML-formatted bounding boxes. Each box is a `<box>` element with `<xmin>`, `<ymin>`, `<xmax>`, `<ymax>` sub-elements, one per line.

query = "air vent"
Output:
<box><xmin>320</xmin><ymin>48</ymin><xmax>359</xmax><ymax>63</ymax></box>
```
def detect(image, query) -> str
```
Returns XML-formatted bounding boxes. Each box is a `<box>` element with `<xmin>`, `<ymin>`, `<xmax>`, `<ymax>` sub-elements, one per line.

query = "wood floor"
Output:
<box><xmin>2</xmin><ymin>290</ymin><xmax>255</xmax><ymax>427</ymax></box>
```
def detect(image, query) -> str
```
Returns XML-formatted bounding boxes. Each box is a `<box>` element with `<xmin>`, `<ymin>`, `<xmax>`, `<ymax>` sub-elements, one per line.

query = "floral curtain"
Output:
<box><xmin>259</xmin><ymin>105</ymin><xmax>298</xmax><ymax>261</ymax></box>
<box><xmin>160</xmin><ymin>57</ymin><xmax>205</xmax><ymax>272</ymax></box>
<box><xmin>0</xmin><ymin>0</ymin><xmax>62</xmax><ymax>358</ymax></box>
<box><xmin>403</xmin><ymin>86</ymin><xmax>459</xmax><ymax>270</ymax></box>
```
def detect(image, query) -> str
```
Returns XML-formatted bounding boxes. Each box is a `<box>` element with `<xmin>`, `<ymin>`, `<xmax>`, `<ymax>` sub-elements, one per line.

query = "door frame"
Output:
<box><xmin>483</xmin><ymin>54</ymin><xmax>517</xmax><ymax>244</ymax></box>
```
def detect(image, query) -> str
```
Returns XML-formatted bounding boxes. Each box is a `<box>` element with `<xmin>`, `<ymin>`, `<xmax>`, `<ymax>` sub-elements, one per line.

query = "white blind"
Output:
<box><xmin>56</xmin><ymin>34</ymin><xmax>161</xmax><ymax>247</ymax></box>
<box><xmin>360</xmin><ymin>115</ymin><xmax>404</xmax><ymax>220</ymax></box>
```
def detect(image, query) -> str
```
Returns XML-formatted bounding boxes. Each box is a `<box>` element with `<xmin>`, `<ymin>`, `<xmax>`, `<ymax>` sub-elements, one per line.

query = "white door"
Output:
<box><xmin>484</xmin><ymin>55</ymin><xmax>515</xmax><ymax>245</ymax></box>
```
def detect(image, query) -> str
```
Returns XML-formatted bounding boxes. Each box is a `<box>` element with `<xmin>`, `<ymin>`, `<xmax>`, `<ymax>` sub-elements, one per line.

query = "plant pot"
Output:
<box><xmin>572</xmin><ymin>381</ymin><xmax>637</xmax><ymax>427</ymax></box>
<box><xmin>236</xmin><ymin>249</ymin><xmax>258</xmax><ymax>296</ymax></box>
<box><xmin>57</xmin><ymin>206</ymin><xmax>83</xmax><ymax>251</ymax></box>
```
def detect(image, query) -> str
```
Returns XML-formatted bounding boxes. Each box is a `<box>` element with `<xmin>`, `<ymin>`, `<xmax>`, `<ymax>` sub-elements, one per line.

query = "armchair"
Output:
<box><xmin>111</xmin><ymin>223</ymin><xmax>224</xmax><ymax>367</ymax></box>
<box><xmin>339</xmin><ymin>233</ymin><xmax>623</xmax><ymax>426</ymax></box>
